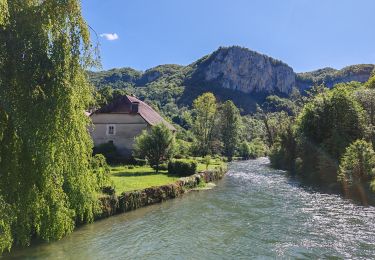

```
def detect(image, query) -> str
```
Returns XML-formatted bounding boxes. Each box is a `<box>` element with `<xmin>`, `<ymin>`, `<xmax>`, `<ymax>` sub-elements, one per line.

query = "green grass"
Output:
<box><xmin>110</xmin><ymin>165</ymin><xmax>179</xmax><ymax>193</ymax></box>
<box><xmin>109</xmin><ymin>157</ymin><xmax>226</xmax><ymax>194</ymax></box>
<box><xmin>192</xmin><ymin>157</ymin><xmax>226</xmax><ymax>172</ymax></box>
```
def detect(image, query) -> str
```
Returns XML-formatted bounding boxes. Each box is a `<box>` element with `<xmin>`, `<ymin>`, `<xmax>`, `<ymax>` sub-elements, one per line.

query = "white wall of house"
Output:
<box><xmin>90</xmin><ymin>113</ymin><xmax>149</xmax><ymax>156</ymax></box>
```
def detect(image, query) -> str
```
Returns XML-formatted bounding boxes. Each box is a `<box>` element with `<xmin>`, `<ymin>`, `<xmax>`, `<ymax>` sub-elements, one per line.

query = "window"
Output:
<box><xmin>107</xmin><ymin>124</ymin><xmax>115</xmax><ymax>135</ymax></box>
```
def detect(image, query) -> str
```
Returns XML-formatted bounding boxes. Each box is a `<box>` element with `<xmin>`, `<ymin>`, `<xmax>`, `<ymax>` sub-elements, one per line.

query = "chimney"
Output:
<box><xmin>131</xmin><ymin>102</ymin><xmax>139</xmax><ymax>113</ymax></box>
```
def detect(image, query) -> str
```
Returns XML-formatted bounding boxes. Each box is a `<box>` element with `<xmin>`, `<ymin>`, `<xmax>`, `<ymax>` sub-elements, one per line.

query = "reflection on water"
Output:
<box><xmin>3</xmin><ymin>158</ymin><xmax>375</xmax><ymax>259</ymax></box>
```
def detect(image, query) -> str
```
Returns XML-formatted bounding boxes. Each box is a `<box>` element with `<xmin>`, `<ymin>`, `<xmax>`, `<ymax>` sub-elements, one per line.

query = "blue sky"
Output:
<box><xmin>82</xmin><ymin>0</ymin><xmax>375</xmax><ymax>73</ymax></box>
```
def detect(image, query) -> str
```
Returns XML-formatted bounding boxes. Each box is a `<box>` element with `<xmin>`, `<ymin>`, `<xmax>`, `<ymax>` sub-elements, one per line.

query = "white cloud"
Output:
<box><xmin>100</xmin><ymin>33</ymin><xmax>119</xmax><ymax>41</ymax></box>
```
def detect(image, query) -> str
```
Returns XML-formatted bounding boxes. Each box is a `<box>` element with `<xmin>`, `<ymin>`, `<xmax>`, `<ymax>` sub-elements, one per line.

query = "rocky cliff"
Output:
<box><xmin>185</xmin><ymin>46</ymin><xmax>296</xmax><ymax>94</ymax></box>
<box><xmin>90</xmin><ymin>46</ymin><xmax>374</xmax><ymax>95</ymax></box>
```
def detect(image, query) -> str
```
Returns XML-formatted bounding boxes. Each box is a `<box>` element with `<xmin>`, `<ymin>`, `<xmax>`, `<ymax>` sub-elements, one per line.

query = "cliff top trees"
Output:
<box><xmin>0</xmin><ymin>0</ymin><xmax>100</xmax><ymax>252</ymax></box>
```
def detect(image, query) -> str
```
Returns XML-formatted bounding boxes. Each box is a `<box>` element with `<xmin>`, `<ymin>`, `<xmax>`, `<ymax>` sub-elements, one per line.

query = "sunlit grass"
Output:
<box><xmin>109</xmin><ymin>157</ymin><xmax>226</xmax><ymax>194</ymax></box>
<box><xmin>110</xmin><ymin>166</ymin><xmax>179</xmax><ymax>193</ymax></box>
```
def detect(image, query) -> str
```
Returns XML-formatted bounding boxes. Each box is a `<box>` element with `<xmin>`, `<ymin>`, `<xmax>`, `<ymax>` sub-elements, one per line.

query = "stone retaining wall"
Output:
<box><xmin>96</xmin><ymin>167</ymin><xmax>227</xmax><ymax>220</ymax></box>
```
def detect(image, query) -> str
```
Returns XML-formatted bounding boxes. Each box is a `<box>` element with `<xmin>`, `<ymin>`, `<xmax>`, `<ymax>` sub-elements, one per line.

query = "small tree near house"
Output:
<box><xmin>133</xmin><ymin>124</ymin><xmax>175</xmax><ymax>173</ymax></box>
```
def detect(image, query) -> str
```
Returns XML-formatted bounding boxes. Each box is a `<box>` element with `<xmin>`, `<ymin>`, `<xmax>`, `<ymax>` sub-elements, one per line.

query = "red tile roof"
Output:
<box><xmin>93</xmin><ymin>95</ymin><xmax>176</xmax><ymax>131</ymax></box>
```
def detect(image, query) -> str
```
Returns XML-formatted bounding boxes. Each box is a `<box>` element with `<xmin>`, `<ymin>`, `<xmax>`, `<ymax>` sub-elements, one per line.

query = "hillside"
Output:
<box><xmin>296</xmin><ymin>64</ymin><xmax>375</xmax><ymax>90</ymax></box>
<box><xmin>89</xmin><ymin>46</ymin><xmax>374</xmax><ymax>114</ymax></box>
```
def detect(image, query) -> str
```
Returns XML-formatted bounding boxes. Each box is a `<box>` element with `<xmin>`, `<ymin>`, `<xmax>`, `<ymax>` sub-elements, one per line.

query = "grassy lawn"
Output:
<box><xmin>110</xmin><ymin>166</ymin><xmax>179</xmax><ymax>193</ymax></box>
<box><xmin>109</xmin><ymin>157</ymin><xmax>226</xmax><ymax>194</ymax></box>
<box><xmin>193</xmin><ymin>157</ymin><xmax>226</xmax><ymax>172</ymax></box>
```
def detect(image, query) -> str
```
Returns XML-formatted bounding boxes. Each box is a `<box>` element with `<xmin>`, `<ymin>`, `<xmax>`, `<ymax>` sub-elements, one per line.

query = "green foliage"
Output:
<box><xmin>192</xmin><ymin>93</ymin><xmax>217</xmax><ymax>156</ymax></box>
<box><xmin>91</xmin><ymin>154</ymin><xmax>112</xmax><ymax>190</ymax></box>
<box><xmin>263</xmin><ymin>95</ymin><xmax>299</xmax><ymax>116</ymax></box>
<box><xmin>239</xmin><ymin>138</ymin><xmax>267</xmax><ymax>160</ymax></box>
<box><xmin>248</xmin><ymin>138</ymin><xmax>267</xmax><ymax>159</ymax></box>
<box><xmin>365</xmin><ymin>74</ymin><xmax>375</xmax><ymax>89</ymax></box>
<box><xmin>203</xmin><ymin>155</ymin><xmax>211</xmax><ymax>170</ymax></box>
<box><xmin>93</xmin><ymin>142</ymin><xmax>119</xmax><ymax>164</ymax></box>
<box><xmin>0</xmin><ymin>1</ymin><xmax>102</xmax><ymax>251</ymax></box>
<box><xmin>238</xmin><ymin>141</ymin><xmax>252</xmax><ymax>159</ymax></box>
<box><xmin>174</xmin><ymin>139</ymin><xmax>192</xmax><ymax>158</ymax></box>
<box><xmin>269</xmin><ymin>124</ymin><xmax>297</xmax><ymax>171</ymax></box>
<box><xmin>338</xmin><ymin>140</ymin><xmax>375</xmax><ymax>188</ymax></box>
<box><xmin>297</xmin><ymin>87</ymin><xmax>366</xmax><ymax>161</ymax></box>
<box><xmin>220</xmin><ymin>100</ymin><xmax>242</xmax><ymax>160</ymax></box>
<box><xmin>259</xmin><ymin>110</ymin><xmax>291</xmax><ymax>146</ymax></box>
<box><xmin>0</xmin><ymin>196</ymin><xmax>12</xmax><ymax>253</ymax></box>
<box><xmin>95</xmin><ymin>86</ymin><xmax>128</xmax><ymax>108</ymax></box>
<box><xmin>241</xmin><ymin>116</ymin><xmax>267</xmax><ymax>142</ymax></box>
<box><xmin>355</xmin><ymin>88</ymin><xmax>375</xmax><ymax>147</ymax></box>
<box><xmin>133</xmin><ymin>124</ymin><xmax>175</xmax><ymax>173</ymax></box>
<box><xmin>297</xmin><ymin>64</ymin><xmax>374</xmax><ymax>88</ymax></box>
<box><xmin>296</xmin><ymin>86</ymin><xmax>366</xmax><ymax>182</ymax></box>
<box><xmin>168</xmin><ymin>160</ymin><xmax>197</xmax><ymax>177</ymax></box>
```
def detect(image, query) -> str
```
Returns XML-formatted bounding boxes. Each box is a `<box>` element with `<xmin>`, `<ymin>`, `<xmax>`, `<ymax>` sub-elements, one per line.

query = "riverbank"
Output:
<box><xmin>97</xmin><ymin>165</ymin><xmax>227</xmax><ymax>220</ymax></box>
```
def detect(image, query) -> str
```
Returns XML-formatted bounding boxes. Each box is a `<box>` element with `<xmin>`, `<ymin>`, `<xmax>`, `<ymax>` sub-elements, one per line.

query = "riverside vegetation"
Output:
<box><xmin>0</xmin><ymin>2</ymin><xmax>231</xmax><ymax>254</ymax></box>
<box><xmin>269</xmin><ymin>76</ymin><xmax>375</xmax><ymax>203</ymax></box>
<box><xmin>1</xmin><ymin>0</ymin><xmax>375</xmax><ymax>256</ymax></box>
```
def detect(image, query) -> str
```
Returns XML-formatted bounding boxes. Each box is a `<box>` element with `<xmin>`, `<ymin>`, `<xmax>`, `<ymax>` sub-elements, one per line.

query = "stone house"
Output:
<box><xmin>89</xmin><ymin>95</ymin><xmax>175</xmax><ymax>157</ymax></box>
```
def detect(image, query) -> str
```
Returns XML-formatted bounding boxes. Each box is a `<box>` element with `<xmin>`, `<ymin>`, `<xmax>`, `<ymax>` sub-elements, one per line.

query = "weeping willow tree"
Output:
<box><xmin>0</xmin><ymin>0</ymin><xmax>100</xmax><ymax>252</ymax></box>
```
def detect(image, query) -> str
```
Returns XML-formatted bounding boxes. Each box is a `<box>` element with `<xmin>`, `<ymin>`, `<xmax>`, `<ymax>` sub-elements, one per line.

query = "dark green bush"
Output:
<box><xmin>158</xmin><ymin>163</ymin><xmax>168</xmax><ymax>171</ymax></box>
<box><xmin>93</xmin><ymin>141</ymin><xmax>119</xmax><ymax>163</ymax></box>
<box><xmin>101</xmin><ymin>186</ymin><xmax>116</xmax><ymax>195</ymax></box>
<box><xmin>168</xmin><ymin>160</ymin><xmax>197</xmax><ymax>177</ymax></box>
<box><xmin>135</xmin><ymin>158</ymin><xmax>147</xmax><ymax>166</ymax></box>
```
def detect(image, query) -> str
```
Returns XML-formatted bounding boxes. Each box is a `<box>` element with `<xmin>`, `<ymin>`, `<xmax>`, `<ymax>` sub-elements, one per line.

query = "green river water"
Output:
<box><xmin>3</xmin><ymin>158</ymin><xmax>375</xmax><ymax>259</ymax></box>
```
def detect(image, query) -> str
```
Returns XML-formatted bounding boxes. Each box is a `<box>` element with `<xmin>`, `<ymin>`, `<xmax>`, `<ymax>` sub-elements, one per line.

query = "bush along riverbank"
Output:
<box><xmin>268</xmin><ymin>77</ymin><xmax>375</xmax><ymax>206</ymax></box>
<box><xmin>96</xmin><ymin>166</ymin><xmax>227</xmax><ymax>219</ymax></box>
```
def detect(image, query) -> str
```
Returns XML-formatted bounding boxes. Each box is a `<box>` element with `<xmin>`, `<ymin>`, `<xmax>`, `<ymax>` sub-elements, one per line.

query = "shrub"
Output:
<box><xmin>269</xmin><ymin>125</ymin><xmax>297</xmax><ymax>172</ymax></box>
<box><xmin>248</xmin><ymin>138</ymin><xmax>267</xmax><ymax>158</ymax></box>
<box><xmin>135</xmin><ymin>158</ymin><xmax>147</xmax><ymax>166</ymax></box>
<box><xmin>204</xmin><ymin>155</ymin><xmax>211</xmax><ymax>170</ymax></box>
<box><xmin>101</xmin><ymin>186</ymin><xmax>116</xmax><ymax>196</ymax></box>
<box><xmin>338</xmin><ymin>139</ymin><xmax>375</xmax><ymax>188</ymax></box>
<box><xmin>238</xmin><ymin>141</ymin><xmax>251</xmax><ymax>159</ymax></box>
<box><xmin>239</xmin><ymin>138</ymin><xmax>267</xmax><ymax>160</ymax></box>
<box><xmin>93</xmin><ymin>141</ymin><xmax>119</xmax><ymax>163</ymax></box>
<box><xmin>168</xmin><ymin>160</ymin><xmax>197</xmax><ymax>177</ymax></box>
<box><xmin>175</xmin><ymin>139</ymin><xmax>192</xmax><ymax>158</ymax></box>
<box><xmin>158</xmin><ymin>163</ymin><xmax>168</xmax><ymax>171</ymax></box>
<box><xmin>91</xmin><ymin>154</ymin><xmax>112</xmax><ymax>190</ymax></box>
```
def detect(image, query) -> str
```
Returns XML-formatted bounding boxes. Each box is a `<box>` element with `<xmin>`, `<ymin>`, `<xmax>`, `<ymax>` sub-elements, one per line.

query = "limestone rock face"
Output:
<box><xmin>187</xmin><ymin>46</ymin><xmax>296</xmax><ymax>94</ymax></box>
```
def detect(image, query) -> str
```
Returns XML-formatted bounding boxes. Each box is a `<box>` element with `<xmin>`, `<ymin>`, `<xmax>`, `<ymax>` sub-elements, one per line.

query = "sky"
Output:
<box><xmin>82</xmin><ymin>0</ymin><xmax>375</xmax><ymax>73</ymax></box>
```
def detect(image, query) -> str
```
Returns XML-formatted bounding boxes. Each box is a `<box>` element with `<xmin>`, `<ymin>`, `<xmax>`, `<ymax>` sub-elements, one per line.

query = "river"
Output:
<box><xmin>4</xmin><ymin>158</ymin><xmax>375</xmax><ymax>259</ymax></box>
